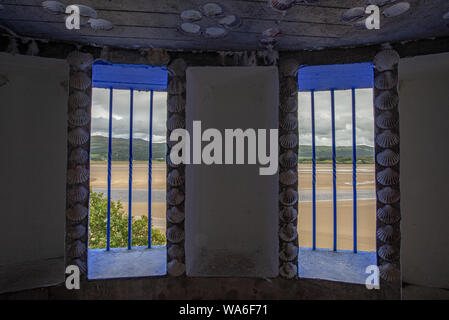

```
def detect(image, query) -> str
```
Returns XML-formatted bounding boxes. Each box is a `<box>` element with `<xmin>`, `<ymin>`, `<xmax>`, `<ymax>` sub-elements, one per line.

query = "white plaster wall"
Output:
<box><xmin>185</xmin><ymin>67</ymin><xmax>279</xmax><ymax>277</ymax></box>
<box><xmin>0</xmin><ymin>53</ymin><xmax>68</xmax><ymax>266</ymax></box>
<box><xmin>399</xmin><ymin>52</ymin><xmax>449</xmax><ymax>289</ymax></box>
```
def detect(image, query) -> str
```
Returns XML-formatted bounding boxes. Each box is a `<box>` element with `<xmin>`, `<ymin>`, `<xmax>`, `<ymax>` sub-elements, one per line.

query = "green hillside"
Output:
<box><xmin>299</xmin><ymin>145</ymin><xmax>374</xmax><ymax>164</ymax></box>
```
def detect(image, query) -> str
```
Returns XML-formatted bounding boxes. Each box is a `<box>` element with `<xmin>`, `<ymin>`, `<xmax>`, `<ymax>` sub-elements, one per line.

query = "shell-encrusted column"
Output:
<box><xmin>373</xmin><ymin>45</ymin><xmax>401</xmax><ymax>285</ymax></box>
<box><xmin>166</xmin><ymin>58</ymin><xmax>187</xmax><ymax>277</ymax></box>
<box><xmin>278</xmin><ymin>58</ymin><xmax>300</xmax><ymax>279</ymax></box>
<box><xmin>65</xmin><ymin>50</ymin><xmax>94</xmax><ymax>278</ymax></box>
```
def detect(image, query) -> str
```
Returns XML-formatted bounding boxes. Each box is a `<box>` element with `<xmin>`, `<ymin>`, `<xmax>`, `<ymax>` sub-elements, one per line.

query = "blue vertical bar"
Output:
<box><xmin>106</xmin><ymin>88</ymin><xmax>113</xmax><ymax>251</ymax></box>
<box><xmin>311</xmin><ymin>90</ymin><xmax>316</xmax><ymax>251</ymax></box>
<box><xmin>331</xmin><ymin>89</ymin><xmax>337</xmax><ymax>251</ymax></box>
<box><xmin>352</xmin><ymin>88</ymin><xmax>358</xmax><ymax>253</ymax></box>
<box><xmin>148</xmin><ymin>90</ymin><xmax>154</xmax><ymax>248</ymax></box>
<box><xmin>128</xmin><ymin>89</ymin><xmax>134</xmax><ymax>250</ymax></box>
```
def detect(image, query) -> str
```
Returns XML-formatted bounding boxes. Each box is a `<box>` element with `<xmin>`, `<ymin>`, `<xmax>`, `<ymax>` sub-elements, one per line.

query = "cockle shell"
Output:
<box><xmin>204</xmin><ymin>27</ymin><xmax>228</xmax><ymax>39</ymax></box>
<box><xmin>376</xmin><ymin>130</ymin><xmax>399</xmax><ymax>148</ymax></box>
<box><xmin>70</xmin><ymin>72</ymin><xmax>91</xmax><ymax>90</ymax></box>
<box><xmin>376</xmin><ymin>111</ymin><xmax>397</xmax><ymax>129</ymax></box>
<box><xmin>168</xmin><ymin>245</ymin><xmax>185</xmax><ymax>260</ymax></box>
<box><xmin>69</xmin><ymin>147</ymin><xmax>89</xmax><ymax>164</ymax></box>
<box><xmin>76</xmin><ymin>4</ymin><xmax>98</xmax><ymax>18</ymax></box>
<box><xmin>377</xmin><ymin>225</ymin><xmax>394</xmax><ymax>242</ymax></box>
<box><xmin>168</xmin><ymin>58</ymin><xmax>187</xmax><ymax>77</ymax></box>
<box><xmin>378</xmin><ymin>244</ymin><xmax>396</xmax><ymax>261</ymax></box>
<box><xmin>180</xmin><ymin>22</ymin><xmax>201</xmax><ymax>35</ymax></box>
<box><xmin>263</xmin><ymin>26</ymin><xmax>282</xmax><ymax>38</ymax></box>
<box><xmin>180</xmin><ymin>9</ymin><xmax>202</xmax><ymax>22</ymax></box>
<box><xmin>68</xmin><ymin>224</ymin><xmax>86</xmax><ymax>240</ymax></box>
<box><xmin>377</xmin><ymin>205</ymin><xmax>401</xmax><ymax>224</ymax></box>
<box><xmin>0</xmin><ymin>74</ymin><xmax>8</xmax><ymax>87</ymax></box>
<box><xmin>280</xmin><ymin>113</ymin><xmax>298</xmax><ymax>131</ymax></box>
<box><xmin>280</xmin><ymin>223</ymin><xmax>298</xmax><ymax>242</ymax></box>
<box><xmin>280</xmin><ymin>169</ymin><xmax>298</xmax><ymax>185</ymax></box>
<box><xmin>73</xmin><ymin>258</ymin><xmax>87</xmax><ymax>274</ymax></box>
<box><xmin>377</xmin><ymin>187</ymin><xmax>400</xmax><ymax>204</ymax></box>
<box><xmin>377</xmin><ymin>149</ymin><xmax>399</xmax><ymax>167</ymax></box>
<box><xmin>280</xmin><ymin>188</ymin><xmax>298</xmax><ymax>206</ymax></box>
<box><xmin>68</xmin><ymin>186</ymin><xmax>89</xmax><ymax>204</ymax></box>
<box><xmin>219</xmin><ymin>15</ymin><xmax>241</xmax><ymax>29</ymax></box>
<box><xmin>374</xmin><ymin>49</ymin><xmax>400</xmax><ymax>72</ymax></box>
<box><xmin>269</xmin><ymin>0</ymin><xmax>296</xmax><ymax>12</ymax></box>
<box><xmin>167</xmin><ymin>169</ymin><xmax>185</xmax><ymax>187</ymax></box>
<box><xmin>280</xmin><ymin>262</ymin><xmax>297</xmax><ymax>279</ymax></box>
<box><xmin>280</xmin><ymin>206</ymin><xmax>298</xmax><ymax>223</ymax></box>
<box><xmin>167</xmin><ymin>188</ymin><xmax>185</xmax><ymax>206</ymax></box>
<box><xmin>68</xmin><ymin>108</ymin><xmax>90</xmax><ymax>127</ymax></box>
<box><xmin>167</xmin><ymin>259</ymin><xmax>185</xmax><ymax>276</ymax></box>
<box><xmin>166</xmin><ymin>225</ymin><xmax>185</xmax><ymax>243</ymax></box>
<box><xmin>280</xmin><ymin>133</ymin><xmax>298</xmax><ymax>149</ymax></box>
<box><xmin>69</xmin><ymin>240</ymin><xmax>86</xmax><ymax>258</ymax></box>
<box><xmin>280</xmin><ymin>77</ymin><xmax>298</xmax><ymax>97</ymax></box>
<box><xmin>167</xmin><ymin>206</ymin><xmax>185</xmax><ymax>224</ymax></box>
<box><xmin>42</xmin><ymin>1</ymin><xmax>66</xmax><ymax>14</ymax></box>
<box><xmin>280</xmin><ymin>96</ymin><xmax>298</xmax><ymax>113</ymax></box>
<box><xmin>280</xmin><ymin>59</ymin><xmax>299</xmax><ymax>77</ymax></box>
<box><xmin>88</xmin><ymin>18</ymin><xmax>114</xmax><ymax>31</ymax></box>
<box><xmin>66</xmin><ymin>51</ymin><xmax>93</xmax><ymax>71</ymax></box>
<box><xmin>67</xmin><ymin>165</ymin><xmax>89</xmax><ymax>184</ymax></box>
<box><xmin>375</xmin><ymin>71</ymin><xmax>398</xmax><ymax>90</ymax></box>
<box><xmin>280</xmin><ymin>242</ymin><xmax>298</xmax><ymax>261</ymax></box>
<box><xmin>167</xmin><ymin>114</ymin><xmax>185</xmax><ymax>131</ymax></box>
<box><xmin>383</xmin><ymin>2</ymin><xmax>410</xmax><ymax>18</ymax></box>
<box><xmin>375</xmin><ymin>90</ymin><xmax>398</xmax><ymax>110</ymax></box>
<box><xmin>69</xmin><ymin>91</ymin><xmax>90</xmax><ymax>109</ymax></box>
<box><xmin>341</xmin><ymin>7</ymin><xmax>366</xmax><ymax>22</ymax></box>
<box><xmin>200</xmin><ymin>3</ymin><xmax>223</xmax><ymax>17</ymax></box>
<box><xmin>167</xmin><ymin>95</ymin><xmax>185</xmax><ymax>113</ymax></box>
<box><xmin>379</xmin><ymin>262</ymin><xmax>400</xmax><ymax>281</ymax></box>
<box><xmin>67</xmin><ymin>204</ymin><xmax>88</xmax><ymax>222</ymax></box>
<box><xmin>68</xmin><ymin>127</ymin><xmax>89</xmax><ymax>146</ymax></box>
<box><xmin>168</xmin><ymin>78</ymin><xmax>186</xmax><ymax>95</ymax></box>
<box><xmin>280</xmin><ymin>150</ymin><xmax>298</xmax><ymax>168</ymax></box>
<box><xmin>377</xmin><ymin>168</ymin><xmax>399</xmax><ymax>186</ymax></box>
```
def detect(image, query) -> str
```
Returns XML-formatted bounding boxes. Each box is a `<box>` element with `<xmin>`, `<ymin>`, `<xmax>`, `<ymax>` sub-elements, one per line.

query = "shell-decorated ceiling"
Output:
<box><xmin>0</xmin><ymin>0</ymin><xmax>448</xmax><ymax>51</ymax></box>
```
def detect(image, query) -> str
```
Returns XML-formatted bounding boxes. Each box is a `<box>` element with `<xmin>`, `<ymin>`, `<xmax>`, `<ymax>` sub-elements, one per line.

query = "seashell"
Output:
<box><xmin>280</xmin><ymin>77</ymin><xmax>298</xmax><ymax>97</ymax></box>
<box><xmin>203</xmin><ymin>27</ymin><xmax>228</xmax><ymax>39</ymax></box>
<box><xmin>376</xmin><ymin>111</ymin><xmax>397</xmax><ymax>129</ymax></box>
<box><xmin>263</xmin><ymin>26</ymin><xmax>282</xmax><ymax>38</ymax></box>
<box><xmin>147</xmin><ymin>49</ymin><xmax>170</xmax><ymax>66</ymax></box>
<box><xmin>375</xmin><ymin>71</ymin><xmax>398</xmax><ymax>90</ymax></box>
<box><xmin>68</xmin><ymin>127</ymin><xmax>89</xmax><ymax>146</ymax></box>
<box><xmin>68</xmin><ymin>224</ymin><xmax>86</xmax><ymax>240</ymax></box>
<box><xmin>383</xmin><ymin>2</ymin><xmax>410</xmax><ymax>18</ymax></box>
<box><xmin>280</xmin><ymin>133</ymin><xmax>298</xmax><ymax>149</ymax></box>
<box><xmin>76</xmin><ymin>4</ymin><xmax>98</xmax><ymax>18</ymax></box>
<box><xmin>259</xmin><ymin>38</ymin><xmax>277</xmax><ymax>48</ymax></box>
<box><xmin>0</xmin><ymin>73</ymin><xmax>9</xmax><ymax>87</ymax></box>
<box><xmin>67</xmin><ymin>204</ymin><xmax>88</xmax><ymax>222</ymax></box>
<box><xmin>26</xmin><ymin>40</ymin><xmax>39</xmax><ymax>56</ymax></box>
<box><xmin>280</xmin><ymin>113</ymin><xmax>298</xmax><ymax>131</ymax></box>
<box><xmin>70</xmin><ymin>72</ymin><xmax>91</xmax><ymax>90</ymax></box>
<box><xmin>379</xmin><ymin>262</ymin><xmax>400</xmax><ymax>281</ymax></box>
<box><xmin>66</xmin><ymin>51</ymin><xmax>93</xmax><ymax>71</ymax></box>
<box><xmin>374</xmin><ymin>49</ymin><xmax>400</xmax><ymax>72</ymax></box>
<box><xmin>377</xmin><ymin>205</ymin><xmax>401</xmax><ymax>224</ymax></box>
<box><xmin>200</xmin><ymin>3</ymin><xmax>223</xmax><ymax>17</ymax></box>
<box><xmin>168</xmin><ymin>78</ymin><xmax>186</xmax><ymax>95</ymax></box>
<box><xmin>88</xmin><ymin>18</ymin><xmax>113</xmax><ymax>31</ymax></box>
<box><xmin>378</xmin><ymin>244</ymin><xmax>396</xmax><ymax>261</ymax></box>
<box><xmin>280</xmin><ymin>206</ymin><xmax>298</xmax><ymax>223</ymax></box>
<box><xmin>280</xmin><ymin>188</ymin><xmax>298</xmax><ymax>206</ymax></box>
<box><xmin>219</xmin><ymin>15</ymin><xmax>241</xmax><ymax>30</ymax></box>
<box><xmin>167</xmin><ymin>188</ymin><xmax>185</xmax><ymax>206</ymax></box>
<box><xmin>167</xmin><ymin>206</ymin><xmax>185</xmax><ymax>224</ymax></box>
<box><xmin>377</xmin><ymin>225</ymin><xmax>394</xmax><ymax>242</ymax></box>
<box><xmin>280</xmin><ymin>59</ymin><xmax>299</xmax><ymax>77</ymax></box>
<box><xmin>376</xmin><ymin>130</ymin><xmax>399</xmax><ymax>148</ymax></box>
<box><xmin>167</xmin><ymin>114</ymin><xmax>185</xmax><ymax>131</ymax></box>
<box><xmin>167</xmin><ymin>95</ymin><xmax>185</xmax><ymax>113</ymax></box>
<box><xmin>67</xmin><ymin>165</ymin><xmax>89</xmax><ymax>184</ymax></box>
<box><xmin>280</xmin><ymin>242</ymin><xmax>298</xmax><ymax>261</ymax></box>
<box><xmin>69</xmin><ymin>147</ymin><xmax>89</xmax><ymax>164</ymax></box>
<box><xmin>69</xmin><ymin>240</ymin><xmax>86</xmax><ymax>258</ymax></box>
<box><xmin>166</xmin><ymin>225</ymin><xmax>185</xmax><ymax>243</ymax></box>
<box><xmin>280</xmin><ymin>262</ymin><xmax>297</xmax><ymax>279</ymax></box>
<box><xmin>180</xmin><ymin>22</ymin><xmax>201</xmax><ymax>35</ymax></box>
<box><xmin>69</xmin><ymin>91</ymin><xmax>90</xmax><ymax>109</ymax></box>
<box><xmin>167</xmin><ymin>169</ymin><xmax>184</xmax><ymax>187</ymax></box>
<box><xmin>377</xmin><ymin>168</ymin><xmax>399</xmax><ymax>186</ymax></box>
<box><xmin>341</xmin><ymin>7</ymin><xmax>366</xmax><ymax>22</ymax></box>
<box><xmin>269</xmin><ymin>0</ymin><xmax>296</xmax><ymax>12</ymax></box>
<box><xmin>68</xmin><ymin>186</ymin><xmax>89</xmax><ymax>204</ymax></box>
<box><xmin>280</xmin><ymin>169</ymin><xmax>298</xmax><ymax>186</ymax></box>
<box><xmin>280</xmin><ymin>223</ymin><xmax>298</xmax><ymax>242</ymax></box>
<box><xmin>168</xmin><ymin>58</ymin><xmax>187</xmax><ymax>77</ymax></box>
<box><xmin>42</xmin><ymin>1</ymin><xmax>66</xmax><ymax>14</ymax></box>
<box><xmin>374</xmin><ymin>90</ymin><xmax>398</xmax><ymax>110</ymax></box>
<box><xmin>377</xmin><ymin>149</ymin><xmax>399</xmax><ymax>167</ymax></box>
<box><xmin>68</xmin><ymin>108</ymin><xmax>90</xmax><ymax>127</ymax></box>
<box><xmin>168</xmin><ymin>245</ymin><xmax>185</xmax><ymax>260</ymax></box>
<box><xmin>366</xmin><ymin>0</ymin><xmax>396</xmax><ymax>6</ymax></box>
<box><xmin>280</xmin><ymin>150</ymin><xmax>298</xmax><ymax>168</ymax></box>
<box><xmin>180</xmin><ymin>9</ymin><xmax>202</xmax><ymax>22</ymax></box>
<box><xmin>280</xmin><ymin>96</ymin><xmax>298</xmax><ymax>113</ymax></box>
<box><xmin>167</xmin><ymin>259</ymin><xmax>185</xmax><ymax>276</ymax></box>
<box><xmin>72</xmin><ymin>258</ymin><xmax>87</xmax><ymax>274</ymax></box>
<box><xmin>377</xmin><ymin>187</ymin><xmax>400</xmax><ymax>204</ymax></box>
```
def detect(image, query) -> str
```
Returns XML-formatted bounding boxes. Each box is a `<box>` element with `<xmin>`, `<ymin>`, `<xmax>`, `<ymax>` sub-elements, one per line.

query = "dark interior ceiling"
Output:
<box><xmin>1</xmin><ymin>0</ymin><xmax>448</xmax><ymax>51</ymax></box>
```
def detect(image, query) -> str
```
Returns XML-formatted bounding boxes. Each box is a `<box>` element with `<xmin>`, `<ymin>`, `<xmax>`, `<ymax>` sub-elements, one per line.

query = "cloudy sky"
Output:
<box><xmin>91</xmin><ymin>88</ymin><xmax>374</xmax><ymax>147</ymax></box>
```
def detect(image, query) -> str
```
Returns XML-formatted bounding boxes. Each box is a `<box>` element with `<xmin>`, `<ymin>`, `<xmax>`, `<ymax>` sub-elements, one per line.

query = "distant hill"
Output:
<box><xmin>299</xmin><ymin>145</ymin><xmax>374</xmax><ymax>164</ymax></box>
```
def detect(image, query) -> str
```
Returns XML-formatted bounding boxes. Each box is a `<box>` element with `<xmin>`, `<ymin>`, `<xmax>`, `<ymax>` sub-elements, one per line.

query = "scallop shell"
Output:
<box><xmin>167</xmin><ymin>206</ymin><xmax>185</xmax><ymax>224</ymax></box>
<box><xmin>88</xmin><ymin>18</ymin><xmax>113</xmax><ymax>31</ymax></box>
<box><xmin>377</xmin><ymin>225</ymin><xmax>394</xmax><ymax>242</ymax></box>
<box><xmin>280</xmin><ymin>206</ymin><xmax>298</xmax><ymax>223</ymax></box>
<box><xmin>377</xmin><ymin>187</ymin><xmax>400</xmax><ymax>204</ymax></box>
<box><xmin>68</xmin><ymin>224</ymin><xmax>86</xmax><ymax>240</ymax></box>
<box><xmin>147</xmin><ymin>49</ymin><xmax>170</xmax><ymax>66</ymax></box>
<box><xmin>69</xmin><ymin>240</ymin><xmax>86</xmax><ymax>258</ymax></box>
<box><xmin>67</xmin><ymin>165</ymin><xmax>89</xmax><ymax>184</ymax></box>
<box><xmin>269</xmin><ymin>0</ymin><xmax>296</xmax><ymax>12</ymax></box>
<box><xmin>42</xmin><ymin>1</ymin><xmax>66</xmax><ymax>14</ymax></box>
<box><xmin>377</xmin><ymin>205</ymin><xmax>401</xmax><ymax>224</ymax></box>
<box><xmin>0</xmin><ymin>73</ymin><xmax>8</xmax><ymax>87</ymax></box>
<box><xmin>167</xmin><ymin>188</ymin><xmax>185</xmax><ymax>206</ymax></box>
<box><xmin>378</xmin><ymin>244</ymin><xmax>396</xmax><ymax>261</ymax></box>
<box><xmin>66</xmin><ymin>51</ymin><xmax>93</xmax><ymax>71</ymax></box>
<box><xmin>180</xmin><ymin>22</ymin><xmax>201</xmax><ymax>35</ymax></box>
<box><xmin>180</xmin><ymin>9</ymin><xmax>202</xmax><ymax>22</ymax></box>
<box><xmin>168</xmin><ymin>58</ymin><xmax>187</xmax><ymax>77</ymax></box>
<box><xmin>168</xmin><ymin>78</ymin><xmax>186</xmax><ymax>95</ymax></box>
<box><xmin>68</xmin><ymin>127</ymin><xmax>89</xmax><ymax>146</ymax></box>
<box><xmin>68</xmin><ymin>109</ymin><xmax>90</xmax><ymax>127</ymax></box>
<box><xmin>280</xmin><ymin>133</ymin><xmax>298</xmax><ymax>149</ymax></box>
<box><xmin>168</xmin><ymin>245</ymin><xmax>185</xmax><ymax>260</ymax></box>
<box><xmin>204</xmin><ymin>27</ymin><xmax>228</xmax><ymax>39</ymax></box>
<box><xmin>68</xmin><ymin>186</ymin><xmax>89</xmax><ymax>204</ymax></box>
<box><xmin>280</xmin><ymin>96</ymin><xmax>298</xmax><ymax>113</ymax></box>
<box><xmin>280</xmin><ymin>113</ymin><xmax>298</xmax><ymax>131</ymax></box>
<box><xmin>341</xmin><ymin>7</ymin><xmax>366</xmax><ymax>22</ymax></box>
<box><xmin>379</xmin><ymin>262</ymin><xmax>400</xmax><ymax>281</ymax></box>
<box><xmin>376</xmin><ymin>130</ymin><xmax>399</xmax><ymax>148</ymax></box>
<box><xmin>219</xmin><ymin>15</ymin><xmax>241</xmax><ymax>29</ymax></box>
<box><xmin>376</xmin><ymin>111</ymin><xmax>397</xmax><ymax>129</ymax></box>
<box><xmin>263</xmin><ymin>26</ymin><xmax>282</xmax><ymax>38</ymax></box>
<box><xmin>377</xmin><ymin>149</ymin><xmax>399</xmax><ymax>167</ymax></box>
<box><xmin>76</xmin><ymin>4</ymin><xmax>98</xmax><ymax>18</ymax></box>
<box><xmin>70</xmin><ymin>72</ymin><xmax>91</xmax><ymax>90</ymax></box>
<box><xmin>67</xmin><ymin>204</ymin><xmax>88</xmax><ymax>222</ymax></box>
<box><xmin>167</xmin><ymin>169</ymin><xmax>185</xmax><ymax>187</ymax></box>
<box><xmin>280</xmin><ymin>188</ymin><xmax>298</xmax><ymax>206</ymax></box>
<box><xmin>167</xmin><ymin>95</ymin><xmax>186</xmax><ymax>113</ymax></box>
<box><xmin>167</xmin><ymin>259</ymin><xmax>185</xmax><ymax>276</ymax></box>
<box><xmin>280</xmin><ymin>59</ymin><xmax>299</xmax><ymax>77</ymax></box>
<box><xmin>69</xmin><ymin>147</ymin><xmax>89</xmax><ymax>164</ymax></box>
<box><xmin>377</xmin><ymin>168</ymin><xmax>399</xmax><ymax>186</ymax></box>
<box><xmin>200</xmin><ymin>3</ymin><xmax>223</xmax><ymax>17</ymax></box>
<box><xmin>383</xmin><ymin>2</ymin><xmax>410</xmax><ymax>18</ymax></box>
<box><xmin>72</xmin><ymin>258</ymin><xmax>87</xmax><ymax>274</ymax></box>
<box><xmin>280</xmin><ymin>77</ymin><xmax>298</xmax><ymax>97</ymax></box>
<box><xmin>280</xmin><ymin>262</ymin><xmax>297</xmax><ymax>279</ymax></box>
<box><xmin>280</xmin><ymin>223</ymin><xmax>298</xmax><ymax>242</ymax></box>
<box><xmin>374</xmin><ymin>49</ymin><xmax>400</xmax><ymax>72</ymax></box>
<box><xmin>69</xmin><ymin>91</ymin><xmax>90</xmax><ymax>109</ymax></box>
<box><xmin>280</xmin><ymin>169</ymin><xmax>298</xmax><ymax>186</ymax></box>
<box><xmin>375</xmin><ymin>71</ymin><xmax>398</xmax><ymax>90</ymax></box>
<box><xmin>166</xmin><ymin>225</ymin><xmax>185</xmax><ymax>243</ymax></box>
<box><xmin>280</xmin><ymin>242</ymin><xmax>298</xmax><ymax>261</ymax></box>
<box><xmin>280</xmin><ymin>150</ymin><xmax>298</xmax><ymax>168</ymax></box>
<box><xmin>374</xmin><ymin>90</ymin><xmax>398</xmax><ymax>110</ymax></box>
<box><xmin>167</xmin><ymin>114</ymin><xmax>185</xmax><ymax>131</ymax></box>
